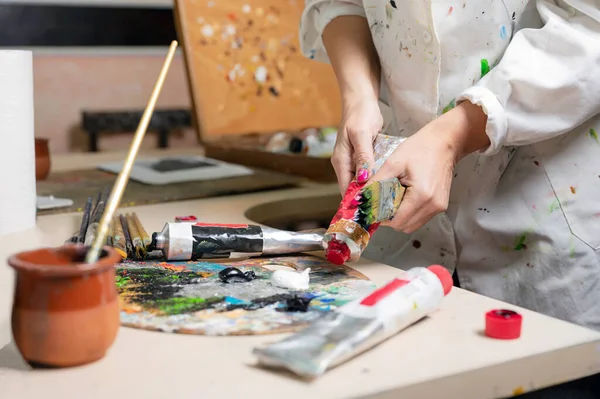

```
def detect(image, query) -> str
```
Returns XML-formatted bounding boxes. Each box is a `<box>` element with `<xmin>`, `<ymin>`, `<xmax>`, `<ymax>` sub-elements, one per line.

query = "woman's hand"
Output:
<box><xmin>371</xmin><ymin>101</ymin><xmax>490</xmax><ymax>233</ymax></box>
<box><xmin>331</xmin><ymin>97</ymin><xmax>383</xmax><ymax>194</ymax></box>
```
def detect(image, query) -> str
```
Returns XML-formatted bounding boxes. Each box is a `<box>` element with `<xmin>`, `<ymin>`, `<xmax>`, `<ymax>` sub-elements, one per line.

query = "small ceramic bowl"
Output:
<box><xmin>8</xmin><ymin>244</ymin><xmax>121</xmax><ymax>368</ymax></box>
<box><xmin>35</xmin><ymin>138</ymin><xmax>50</xmax><ymax>181</ymax></box>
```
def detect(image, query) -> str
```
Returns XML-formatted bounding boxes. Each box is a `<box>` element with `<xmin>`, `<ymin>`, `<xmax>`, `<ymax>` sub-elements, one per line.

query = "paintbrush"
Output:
<box><xmin>90</xmin><ymin>191</ymin><xmax>102</xmax><ymax>220</ymax></box>
<box><xmin>85</xmin><ymin>40</ymin><xmax>179</xmax><ymax>264</ymax></box>
<box><xmin>84</xmin><ymin>196</ymin><xmax>106</xmax><ymax>246</ymax></box>
<box><xmin>356</xmin><ymin>178</ymin><xmax>406</xmax><ymax>225</ymax></box>
<box><xmin>131</xmin><ymin>212</ymin><xmax>152</xmax><ymax>249</ymax></box>
<box><xmin>126</xmin><ymin>213</ymin><xmax>147</xmax><ymax>259</ymax></box>
<box><xmin>120</xmin><ymin>214</ymin><xmax>134</xmax><ymax>258</ymax></box>
<box><xmin>77</xmin><ymin>196</ymin><xmax>93</xmax><ymax>243</ymax></box>
<box><xmin>111</xmin><ymin>215</ymin><xmax>128</xmax><ymax>259</ymax></box>
<box><xmin>64</xmin><ymin>196</ymin><xmax>94</xmax><ymax>243</ymax></box>
<box><xmin>107</xmin><ymin>217</ymin><xmax>114</xmax><ymax>247</ymax></box>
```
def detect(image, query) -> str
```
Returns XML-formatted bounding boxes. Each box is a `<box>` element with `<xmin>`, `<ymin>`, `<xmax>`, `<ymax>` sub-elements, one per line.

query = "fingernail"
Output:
<box><xmin>357</xmin><ymin>168</ymin><xmax>369</xmax><ymax>183</ymax></box>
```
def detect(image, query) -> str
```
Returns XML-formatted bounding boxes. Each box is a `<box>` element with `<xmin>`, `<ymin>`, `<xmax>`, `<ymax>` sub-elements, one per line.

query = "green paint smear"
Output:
<box><xmin>151</xmin><ymin>296</ymin><xmax>223</xmax><ymax>315</ymax></box>
<box><xmin>443</xmin><ymin>99</ymin><xmax>456</xmax><ymax>114</ymax></box>
<box><xmin>480</xmin><ymin>59</ymin><xmax>490</xmax><ymax>78</ymax></box>
<box><xmin>513</xmin><ymin>233</ymin><xmax>528</xmax><ymax>251</ymax></box>
<box><xmin>115</xmin><ymin>275</ymin><xmax>131</xmax><ymax>288</ymax></box>
<box><xmin>548</xmin><ymin>198</ymin><xmax>561</xmax><ymax>214</ymax></box>
<box><xmin>590</xmin><ymin>128</ymin><xmax>599</xmax><ymax>143</ymax></box>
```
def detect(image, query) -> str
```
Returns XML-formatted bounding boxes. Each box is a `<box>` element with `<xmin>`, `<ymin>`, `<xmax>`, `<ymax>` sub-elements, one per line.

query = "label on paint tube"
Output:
<box><xmin>190</xmin><ymin>224</ymin><xmax>264</xmax><ymax>260</ymax></box>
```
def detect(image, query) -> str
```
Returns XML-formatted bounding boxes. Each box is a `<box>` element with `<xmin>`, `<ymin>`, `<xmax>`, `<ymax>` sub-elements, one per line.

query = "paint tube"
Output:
<box><xmin>150</xmin><ymin>222</ymin><xmax>325</xmax><ymax>261</ymax></box>
<box><xmin>253</xmin><ymin>265</ymin><xmax>453</xmax><ymax>378</ymax></box>
<box><xmin>323</xmin><ymin>134</ymin><xmax>406</xmax><ymax>264</ymax></box>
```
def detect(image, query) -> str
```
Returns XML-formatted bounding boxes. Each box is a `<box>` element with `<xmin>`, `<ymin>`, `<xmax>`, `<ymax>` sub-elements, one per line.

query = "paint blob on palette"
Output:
<box><xmin>116</xmin><ymin>255</ymin><xmax>375</xmax><ymax>336</ymax></box>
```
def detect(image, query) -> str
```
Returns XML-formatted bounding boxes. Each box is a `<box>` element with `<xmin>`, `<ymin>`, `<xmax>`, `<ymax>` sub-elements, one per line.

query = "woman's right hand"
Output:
<box><xmin>331</xmin><ymin>97</ymin><xmax>383</xmax><ymax>194</ymax></box>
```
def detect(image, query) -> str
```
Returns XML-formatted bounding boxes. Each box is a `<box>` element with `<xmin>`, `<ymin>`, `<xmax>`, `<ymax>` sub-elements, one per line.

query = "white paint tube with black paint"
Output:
<box><xmin>150</xmin><ymin>222</ymin><xmax>325</xmax><ymax>261</ymax></box>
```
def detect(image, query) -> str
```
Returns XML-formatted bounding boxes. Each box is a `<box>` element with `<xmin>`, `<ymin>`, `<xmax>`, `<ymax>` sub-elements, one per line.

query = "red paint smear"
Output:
<box><xmin>194</xmin><ymin>222</ymin><xmax>249</xmax><ymax>228</ymax></box>
<box><xmin>227</xmin><ymin>13</ymin><xmax>237</xmax><ymax>21</ymax></box>
<box><xmin>329</xmin><ymin>181</ymin><xmax>380</xmax><ymax>235</ymax></box>
<box><xmin>448</xmin><ymin>6</ymin><xmax>453</xmax><ymax>15</ymax></box>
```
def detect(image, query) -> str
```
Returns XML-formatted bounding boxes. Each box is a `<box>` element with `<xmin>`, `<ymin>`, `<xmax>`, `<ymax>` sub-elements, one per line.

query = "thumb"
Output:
<box><xmin>370</xmin><ymin>155</ymin><xmax>403</xmax><ymax>183</ymax></box>
<box><xmin>351</xmin><ymin>132</ymin><xmax>376</xmax><ymax>184</ymax></box>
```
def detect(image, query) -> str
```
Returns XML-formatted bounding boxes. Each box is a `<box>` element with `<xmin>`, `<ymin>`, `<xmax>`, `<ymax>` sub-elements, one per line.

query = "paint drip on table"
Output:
<box><xmin>324</xmin><ymin>134</ymin><xmax>407</xmax><ymax>265</ymax></box>
<box><xmin>116</xmin><ymin>255</ymin><xmax>375</xmax><ymax>335</ymax></box>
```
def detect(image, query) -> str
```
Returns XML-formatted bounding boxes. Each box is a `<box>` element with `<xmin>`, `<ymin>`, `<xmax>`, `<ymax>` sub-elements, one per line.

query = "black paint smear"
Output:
<box><xmin>412</xmin><ymin>240</ymin><xmax>422</xmax><ymax>249</ymax></box>
<box><xmin>226</xmin><ymin>293</ymin><xmax>303</xmax><ymax>311</ymax></box>
<box><xmin>269</xmin><ymin>86</ymin><xmax>279</xmax><ymax>97</ymax></box>
<box><xmin>278</xmin><ymin>296</ymin><xmax>312</xmax><ymax>312</ymax></box>
<box><xmin>389</xmin><ymin>1</ymin><xmax>397</xmax><ymax>9</ymax></box>
<box><xmin>116</xmin><ymin>267</ymin><xmax>202</xmax><ymax>301</ymax></box>
<box><xmin>218</xmin><ymin>267</ymin><xmax>256</xmax><ymax>283</ymax></box>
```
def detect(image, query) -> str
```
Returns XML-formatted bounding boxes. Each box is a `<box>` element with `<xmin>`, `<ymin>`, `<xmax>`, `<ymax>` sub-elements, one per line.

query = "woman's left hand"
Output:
<box><xmin>370</xmin><ymin>101</ymin><xmax>490</xmax><ymax>233</ymax></box>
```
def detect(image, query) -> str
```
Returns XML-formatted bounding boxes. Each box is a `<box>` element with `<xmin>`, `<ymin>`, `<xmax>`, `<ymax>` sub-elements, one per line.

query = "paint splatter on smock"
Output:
<box><xmin>480</xmin><ymin>59</ymin><xmax>490</xmax><ymax>78</ymax></box>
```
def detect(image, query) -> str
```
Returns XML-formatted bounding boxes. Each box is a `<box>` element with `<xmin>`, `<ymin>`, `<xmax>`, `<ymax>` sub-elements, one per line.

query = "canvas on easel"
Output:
<box><xmin>174</xmin><ymin>0</ymin><xmax>340</xmax><ymax>181</ymax></box>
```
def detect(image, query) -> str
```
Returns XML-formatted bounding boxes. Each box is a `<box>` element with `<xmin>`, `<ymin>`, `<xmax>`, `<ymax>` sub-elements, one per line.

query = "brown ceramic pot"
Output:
<box><xmin>35</xmin><ymin>138</ymin><xmax>50</xmax><ymax>181</ymax></box>
<box><xmin>8</xmin><ymin>244</ymin><xmax>121</xmax><ymax>368</ymax></box>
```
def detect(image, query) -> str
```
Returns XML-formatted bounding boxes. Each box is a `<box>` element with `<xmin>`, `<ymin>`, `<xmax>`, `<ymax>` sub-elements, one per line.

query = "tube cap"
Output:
<box><xmin>326</xmin><ymin>240</ymin><xmax>350</xmax><ymax>265</ymax></box>
<box><xmin>485</xmin><ymin>309</ymin><xmax>522</xmax><ymax>340</ymax></box>
<box><xmin>427</xmin><ymin>265</ymin><xmax>453</xmax><ymax>296</ymax></box>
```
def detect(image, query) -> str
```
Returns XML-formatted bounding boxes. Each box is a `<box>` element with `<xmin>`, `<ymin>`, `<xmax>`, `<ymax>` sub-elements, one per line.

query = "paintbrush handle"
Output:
<box><xmin>85</xmin><ymin>40</ymin><xmax>178</xmax><ymax>264</ymax></box>
<box><xmin>132</xmin><ymin>212</ymin><xmax>152</xmax><ymax>248</ymax></box>
<box><xmin>111</xmin><ymin>216</ymin><xmax>128</xmax><ymax>258</ymax></box>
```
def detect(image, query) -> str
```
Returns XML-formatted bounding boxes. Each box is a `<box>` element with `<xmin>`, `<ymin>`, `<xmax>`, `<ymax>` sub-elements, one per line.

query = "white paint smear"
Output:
<box><xmin>254</xmin><ymin>66</ymin><xmax>268</xmax><ymax>84</ymax></box>
<box><xmin>201</xmin><ymin>24</ymin><xmax>214</xmax><ymax>37</ymax></box>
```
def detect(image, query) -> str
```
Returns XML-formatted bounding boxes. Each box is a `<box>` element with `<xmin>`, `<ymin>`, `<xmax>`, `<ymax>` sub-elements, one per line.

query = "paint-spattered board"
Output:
<box><xmin>174</xmin><ymin>0</ymin><xmax>342</xmax><ymax>137</ymax></box>
<box><xmin>116</xmin><ymin>255</ymin><xmax>375</xmax><ymax>336</ymax></box>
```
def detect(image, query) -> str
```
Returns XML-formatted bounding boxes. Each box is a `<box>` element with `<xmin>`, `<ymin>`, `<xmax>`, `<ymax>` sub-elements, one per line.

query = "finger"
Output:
<box><xmin>385</xmin><ymin>192</ymin><xmax>446</xmax><ymax>233</ymax></box>
<box><xmin>351</xmin><ymin>130</ymin><xmax>377</xmax><ymax>184</ymax></box>
<box><xmin>331</xmin><ymin>136</ymin><xmax>354</xmax><ymax>194</ymax></box>
<box><xmin>370</xmin><ymin>154</ymin><xmax>404</xmax><ymax>183</ymax></box>
<box><xmin>382</xmin><ymin>187</ymin><xmax>421</xmax><ymax>231</ymax></box>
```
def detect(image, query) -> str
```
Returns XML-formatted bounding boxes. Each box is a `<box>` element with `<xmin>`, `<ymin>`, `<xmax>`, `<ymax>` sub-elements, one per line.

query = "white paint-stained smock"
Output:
<box><xmin>300</xmin><ymin>0</ymin><xmax>600</xmax><ymax>331</ymax></box>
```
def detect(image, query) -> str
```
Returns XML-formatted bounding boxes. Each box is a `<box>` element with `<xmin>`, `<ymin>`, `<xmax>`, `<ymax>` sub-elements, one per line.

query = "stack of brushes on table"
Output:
<box><xmin>66</xmin><ymin>188</ymin><xmax>152</xmax><ymax>260</ymax></box>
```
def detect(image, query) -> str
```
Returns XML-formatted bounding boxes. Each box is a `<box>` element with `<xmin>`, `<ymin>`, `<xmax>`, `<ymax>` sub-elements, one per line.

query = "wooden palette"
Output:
<box><xmin>174</xmin><ymin>0</ymin><xmax>342</xmax><ymax>138</ymax></box>
<box><xmin>116</xmin><ymin>255</ymin><xmax>375</xmax><ymax>336</ymax></box>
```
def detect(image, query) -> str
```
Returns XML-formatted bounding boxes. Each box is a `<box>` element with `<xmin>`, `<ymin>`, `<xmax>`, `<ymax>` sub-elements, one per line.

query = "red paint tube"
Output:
<box><xmin>324</xmin><ymin>134</ymin><xmax>405</xmax><ymax>264</ymax></box>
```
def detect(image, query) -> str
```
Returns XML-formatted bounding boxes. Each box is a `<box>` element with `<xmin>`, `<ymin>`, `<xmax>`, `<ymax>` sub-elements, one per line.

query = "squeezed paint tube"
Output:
<box><xmin>150</xmin><ymin>222</ymin><xmax>325</xmax><ymax>261</ymax></box>
<box><xmin>253</xmin><ymin>265</ymin><xmax>453</xmax><ymax>378</ymax></box>
<box><xmin>323</xmin><ymin>134</ymin><xmax>406</xmax><ymax>264</ymax></box>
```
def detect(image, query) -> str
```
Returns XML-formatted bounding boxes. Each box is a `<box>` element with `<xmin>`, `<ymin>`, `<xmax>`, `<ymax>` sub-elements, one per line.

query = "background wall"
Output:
<box><xmin>0</xmin><ymin>0</ymin><xmax>196</xmax><ymax>153</ymax></box>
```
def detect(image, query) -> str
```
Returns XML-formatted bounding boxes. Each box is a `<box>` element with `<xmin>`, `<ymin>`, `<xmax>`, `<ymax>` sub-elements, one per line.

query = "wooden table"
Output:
<box><xmin>1</xmin><ymin>151</ymin><xmax>599</xmax><ymax>398</ymax></box>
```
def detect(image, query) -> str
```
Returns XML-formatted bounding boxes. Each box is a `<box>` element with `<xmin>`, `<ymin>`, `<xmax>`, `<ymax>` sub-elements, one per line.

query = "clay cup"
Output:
<box><xmin>8</xmin><ymin>244</ymin><xmax>121</xmax><ymax>368</ymax></box>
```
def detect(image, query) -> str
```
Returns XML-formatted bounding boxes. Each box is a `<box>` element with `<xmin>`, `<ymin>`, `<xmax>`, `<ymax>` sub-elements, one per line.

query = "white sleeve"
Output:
<box><xmin>299</xmin><ymin>0</ymin><xmax>366</xmax><ymax>64</ymax></box>
<box><xmin>456</xmin><ymin>1</ymin><xmax>600</xmax><ymax>155</ymax></box>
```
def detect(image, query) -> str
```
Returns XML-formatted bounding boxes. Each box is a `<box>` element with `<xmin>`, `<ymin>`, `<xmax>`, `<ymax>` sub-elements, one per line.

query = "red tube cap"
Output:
<box><xmin>485</xmin><ymin>309</ymin><xmax>522</xmax><ymax>339</ymax></box>
<box><xmin>427</xmin><ymin>265</ymin><xmax>453</xmax><ymax>296</ymax></box>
